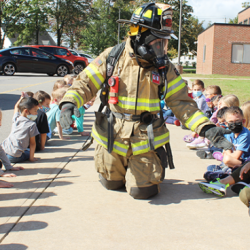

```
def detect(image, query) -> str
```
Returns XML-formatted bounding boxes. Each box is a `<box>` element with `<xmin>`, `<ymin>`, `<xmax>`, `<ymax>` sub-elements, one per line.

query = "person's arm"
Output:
<box><xmin>224</xmin><ymin>150</ymin><xmax>243</xmax><ymax>160</ymax></box>
<box><xmin>29</xmin><ymin>136</ymin><xmax>37</xmax><ymax>161</ymax></box>
<box><xmin>40</xmin><ymin>133</ymin><xmax>47</xmax><ymax>150</ymax></box>
<box><xmin>57</xmin><ymin>122</ymin><xmax>70</xmax><ymax>140</ymax></box>
<box><xmin>240</xmin><ymin>162</ymin><xmax>250</xmax><ymax>179</ymax></box>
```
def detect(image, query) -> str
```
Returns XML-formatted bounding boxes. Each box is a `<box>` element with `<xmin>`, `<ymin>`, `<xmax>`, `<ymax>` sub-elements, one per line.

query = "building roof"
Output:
<box><xmin>198</xmin><ymin>22</ymin><xmax>250</xmax><ymax>36</ymax></box>
<box><xmin>238</xmin><ymin>6</ymin><xmax>250</xmax><ymax>15</ymax></box>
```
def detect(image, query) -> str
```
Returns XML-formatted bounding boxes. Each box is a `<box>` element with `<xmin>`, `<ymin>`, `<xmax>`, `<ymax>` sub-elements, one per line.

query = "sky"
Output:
<box><xmin>188</xmin><ymin>0</ymin><xmax>245</xmax><ymax>27</ymax></box>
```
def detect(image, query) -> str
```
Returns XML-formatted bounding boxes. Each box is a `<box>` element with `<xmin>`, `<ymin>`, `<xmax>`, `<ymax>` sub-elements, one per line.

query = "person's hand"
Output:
<box><xmin>0</xmin><ymin>173</ymin><xmax>16</xmax><ymax>177</ymax></box>
<box><xmin>60</xmin><ymin>136</ymin><xmax>71</xmax><ymax>140</ymax></box>
<box><xmin>240</xmin><ymin>162</ymin><xmax>250</xmax><ymax>180</ymax></box>
<box><xmin>29</xmin><ymin>157</ymin><xmax>39</xmax><ymax>162</ymax></box>
<box><xmin>0</xmin><ymin>181</ymin><xmax>13</xmax><ymax>188</ymax></box>
<box><xmin>60</xmin><ymin>103</ymin><xmax>80</xmax><ymax>129</ymax></box>
<box><xmin>203</xmin><ymin>126</ymin><xmax>233</xmax><ymax>150</ymax></box>
<box><xmin>10</xmin><ymin>166</ymin><xmax>24</xmax><ymax>171</ymax></box>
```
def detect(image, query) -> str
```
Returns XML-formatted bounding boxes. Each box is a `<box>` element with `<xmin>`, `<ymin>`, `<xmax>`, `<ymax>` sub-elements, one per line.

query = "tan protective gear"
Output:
<box><xmin>60</xmin><ymin>37</ymin><xmax>214</xmax><ymax>196</ymax></box>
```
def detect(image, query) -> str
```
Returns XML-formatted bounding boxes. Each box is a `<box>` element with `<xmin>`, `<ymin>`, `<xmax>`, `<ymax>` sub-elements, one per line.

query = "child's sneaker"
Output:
<box><xmin>198</xmin><ymin>178</ymin><xmax>229</xmax><ymax>197</ymax></box>
<box><xmin>183</xmin><ymin>134</ymin><xmax>195</xmax><ymax>143</ymax></box>
<box><xmin>196</xmin><ymin>150</ymin><xmax>213</xmax><ymax>159</ymax></box>
<box><xmin>186</xmin><ymin>138</ymin><xmax>206</xmax><ymax>149</ymax></box>
<box><xmin>231</xmin><ymin>182</ymin><xmax>250</xmax><ymax>194</ymax></box>
<box><xmin>203</xmin><ymin>171</ymin><xmax>229</xmax><ymax>182</ymax></box>
<box><xmin>212</xmin><ymin>151</ymin><xmax>223</xmax><ymax>161</ymax></box>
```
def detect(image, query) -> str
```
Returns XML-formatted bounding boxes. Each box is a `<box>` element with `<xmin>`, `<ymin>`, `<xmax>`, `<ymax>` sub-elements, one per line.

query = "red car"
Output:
<box><xmin>26</xmin><ymin>45</ymin><xmax>89</xmax><ymax>74</ymax></box>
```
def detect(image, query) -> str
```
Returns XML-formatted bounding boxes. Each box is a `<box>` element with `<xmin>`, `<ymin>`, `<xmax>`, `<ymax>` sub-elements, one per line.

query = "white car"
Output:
<box><xmin>79</xmin><ymin>53</ymin><xmax>94</xmax><ymax>63</ymax></box>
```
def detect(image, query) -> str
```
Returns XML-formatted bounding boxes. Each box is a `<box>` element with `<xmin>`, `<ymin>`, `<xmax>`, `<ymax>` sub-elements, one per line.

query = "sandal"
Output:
<box><xmin>183</xmin><ymin>134</ymin><xmax>195</xmax><ymax>143</ymax></box>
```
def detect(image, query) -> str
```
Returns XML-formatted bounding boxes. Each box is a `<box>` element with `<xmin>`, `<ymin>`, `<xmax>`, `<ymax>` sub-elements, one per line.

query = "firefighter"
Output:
<box><xmin>59</xmin><ymin>2</ymin><xmax>232</xmax><ymax>199</ymax></box>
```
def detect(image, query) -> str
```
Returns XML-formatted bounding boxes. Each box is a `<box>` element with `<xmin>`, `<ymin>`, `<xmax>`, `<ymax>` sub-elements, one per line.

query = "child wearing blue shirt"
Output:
<box><xmin>223</xmin><ymin>106</ymin><xmax>250</xmax><ymax>168</ymax></box>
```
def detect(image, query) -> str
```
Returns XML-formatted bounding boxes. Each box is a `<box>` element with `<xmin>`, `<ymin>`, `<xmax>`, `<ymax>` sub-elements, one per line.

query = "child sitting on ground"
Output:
<box><xmin>33</xmin><ymin>91</ymin><xmax>51</xmax><ymax>151</ymax></box>
<box><xmin>64</xmin><ymin>75</ymin><xmax>74</xmax><ymax>86</ymax></box>
<box><xmin>210</xmin><ymin>94</ymin><xmax>239</xmax><ymax>124</ymax></box>
<box><xmin>196</xmin><ymin>107</ymin><xmax>229</xmax><ymax>159</ymax></box>
<box><xmin>204</xmin><ymin>85</ymin><xmax>222</xmax><ymax>118</ymax></box>
<box><xmin>0</xmin><ymin>110</ymin><xmax>24</xmax><ymax>186</ymax></box>
<box><xmin>185</xmin><ymin>80</ymin><xmax>209</xmax><ymax>149</ymax></box>
<box><xmin>47</xmin><ymin>87</ymin><xmax>70</xmax><ymax>140</ymax></box>
<box><xmin>53</xmin><ymin>80</ymin><xmax>68</xmax><ymax>91</ymax></box>
<box><xmin>2</xmin><ymin>96</ymin><xmax>40</xmax><ymax>163</ymax></box>
<box><xmin>203</xmin><ymin>106</ymin><xmax>250</xmax><ymax>180</ymax></box>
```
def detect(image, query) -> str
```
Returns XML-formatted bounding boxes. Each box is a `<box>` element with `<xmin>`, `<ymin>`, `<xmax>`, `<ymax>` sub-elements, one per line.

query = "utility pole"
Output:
<box><xmin>177</xmin><ymin>0</ymin><xmax>183</xmax><ymax>66</ymax></box>
<box><xmin>118</xmin><ymin>6</ymin><xmax>120</xmax><ymax>44</ymax></box>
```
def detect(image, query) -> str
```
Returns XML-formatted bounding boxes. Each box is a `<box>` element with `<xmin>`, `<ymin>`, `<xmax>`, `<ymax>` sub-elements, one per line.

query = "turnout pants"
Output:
<box><xmin>94</xmin><ymin>143</ymin><xmax>164</xmax><ymax>199</ymax></box>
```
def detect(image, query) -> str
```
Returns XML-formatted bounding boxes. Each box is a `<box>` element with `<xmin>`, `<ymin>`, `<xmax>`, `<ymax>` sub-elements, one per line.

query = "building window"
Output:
<box><xmin>244</xmin><ymin>19</ymin><xmax>248</xmax><ymax>24</ymax></box>
<box><xmin>203</xmin><ymin>45</ymin><xmax>206</xmax><ymax>62</ymax></box>
<box><xmin>232</xmin><ymin>44</ymin><xmax>250</xmax><ymax>63</ymax></box>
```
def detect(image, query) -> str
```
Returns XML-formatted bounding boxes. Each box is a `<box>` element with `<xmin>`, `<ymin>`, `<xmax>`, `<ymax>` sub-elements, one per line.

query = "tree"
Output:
<box><xmin>80</xmin><ymin>0</ymin><xmax>132</xmax><ymax>55</ymax></box>
<box><xmin>48</xmin><ymin>0</ymin><xmax>94</xmax><ymax>46</ymax></box>
<box><xmin>242</xmin><ymin>2</ymin><xmax>250</xmax><ymax>8</ymax></box>
<box><xmin>228</xmin><ymin>17</ymin><xmax>238</xmax><ymax>24</ymax></box>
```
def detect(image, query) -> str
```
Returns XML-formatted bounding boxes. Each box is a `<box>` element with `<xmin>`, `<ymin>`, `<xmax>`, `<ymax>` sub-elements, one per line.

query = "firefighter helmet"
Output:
<box><xmin>117</xmin><ymin>2</ymin><xmax>173</xmax><ymax>39</ymax></box>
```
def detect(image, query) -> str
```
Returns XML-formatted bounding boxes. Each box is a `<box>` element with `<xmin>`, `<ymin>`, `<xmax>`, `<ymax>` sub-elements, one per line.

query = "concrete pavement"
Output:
<box><xmin>0</xmin><ymin>104</ymin><xmax>249</xmax><ymax>250</ymax></box>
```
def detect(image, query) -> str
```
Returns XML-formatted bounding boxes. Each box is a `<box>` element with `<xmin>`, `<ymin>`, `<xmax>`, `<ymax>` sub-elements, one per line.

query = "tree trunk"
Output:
<box><xmin>35</xmin><ymin>21</ymin><xmax>39</xmax><ymax>45</ymax></box>
<box><xmin>57</xmin><ymin>29</ymin><xmax>61</xmax><ymax>46</ymax></box>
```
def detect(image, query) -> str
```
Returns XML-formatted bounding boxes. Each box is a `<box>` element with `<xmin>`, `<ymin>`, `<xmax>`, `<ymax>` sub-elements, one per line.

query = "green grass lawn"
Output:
<box><xmin>180</xmin><ymin>74</ymin><xmax>250</xmax><ymax>104</ymax></box>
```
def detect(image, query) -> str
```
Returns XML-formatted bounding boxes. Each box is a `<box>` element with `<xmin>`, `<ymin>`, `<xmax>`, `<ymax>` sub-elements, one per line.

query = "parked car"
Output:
<box><xmin>79</xmin><ymin>53</ymin><xmax>94</xmax><ymax>63</ymax></box>
<box><xmin>26</xmin><ymin>45</ymin><xmax>89</xmax><ymax>74</ymax></box>
<box><xmin>69</xmin><ymin>49</ymin><xmax>80</xmax><ymax>56</ymax></box>
<box><xmin>0</xmin><ymin>47</ymin><xmax>74</xmax><ymax>76</ymax></box>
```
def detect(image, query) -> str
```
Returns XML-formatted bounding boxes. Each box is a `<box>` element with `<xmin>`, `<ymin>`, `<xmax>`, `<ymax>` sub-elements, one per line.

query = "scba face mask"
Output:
<box><xmin>137</xmin><ymin>38</ymin><xmax>168</xmax><ymax>69</ymax></box>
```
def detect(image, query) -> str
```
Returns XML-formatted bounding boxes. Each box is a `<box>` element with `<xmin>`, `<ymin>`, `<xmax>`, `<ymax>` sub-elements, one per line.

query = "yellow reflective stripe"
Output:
<box><xmin>143</xmin><ymin>10</ymin><xmax>152</xmax><ymax>18</ymax></box>
<box><xmin>64</xmin><ymin>90</ymin><xmax>84</xmax><ymax>108</ymax></box>
<box><xmin>134</xmin><ymin>7</ymin><xmax>142</xmax><ymax>15</ymax></box>
<box><xmin>164</xmin><ymin>76</ymin><xmax>186</xmax><ymax>99</ymax></box>
<box><xmin>158</xmin><ymin>9</ymin><xmax>163</xmax><ymax>15</ymax></box>
<box><xmin>84</xmin><ymin>64</ymin><xmax>104</xmax><ymax>90</ymax></box>
<box><xmin>154</xmin><ymin>132</ymin><xmax>170</xmax><ymax>148</ymax></box>
<box><xmin>92</xmin><ymin>128</ymin><xmax>129</xmax><ymax>156</ymax></box>
<box><xmin>117</xmin><ymin>96</ymin><xmax>160</xmax><ymax>111</ymax></box>
<box><xmin>185</xmin><ymin>111</ymin><xmax>209</xmax><ymax>131</ymax></box>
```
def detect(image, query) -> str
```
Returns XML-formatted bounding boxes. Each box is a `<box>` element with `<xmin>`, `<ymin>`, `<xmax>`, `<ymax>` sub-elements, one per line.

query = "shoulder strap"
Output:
<box><xmin>99</xmin><ymin>42</ymin><xmax>126</xmax><ymax>112</ymax></box>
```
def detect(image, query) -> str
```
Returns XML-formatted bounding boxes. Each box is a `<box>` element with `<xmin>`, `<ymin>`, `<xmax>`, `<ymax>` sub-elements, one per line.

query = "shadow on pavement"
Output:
<box><xmin>0</xmin><ymin>192</ymin><xmax>56</xmax><ymax>201</ymax></box>
<box><xmin>0</xmin><ymin>221</ymin><xmax>48</xmax><ymax>234</ymax></box>
<box><xmin>0</xmin><ymin>205</ymin><xmax>61</xmax><ymax>218</ymax></box>
<box><xmin>0</xmin><ymin>244</ymin><xmax>28</xmax><ymax>250</ymax></box>
<box><xmin>12</xmin><ymin>168</ymin><xmax>71</xmax><ymax>176</ymax></box>
<box><xmin>148</xmin><ymin>179</ymin><xmax>222</xmax><ymax>205</ymax></box>
<box><xmin>0</xmin><ymin>94</ymin><xmax>20</xmax><ymax>111</ymax></box>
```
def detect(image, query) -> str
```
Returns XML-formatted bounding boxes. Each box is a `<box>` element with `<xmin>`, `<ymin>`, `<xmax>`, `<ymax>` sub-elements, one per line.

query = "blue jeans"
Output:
<box><xmin>6</xmin><ymin>150</ymin><xmax>30</xmax><ymax>163</ymax></box>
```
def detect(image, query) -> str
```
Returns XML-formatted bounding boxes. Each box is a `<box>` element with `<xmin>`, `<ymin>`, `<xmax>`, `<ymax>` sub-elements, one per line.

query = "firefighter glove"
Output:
<box><xmin>60</xmin><ymin>103</ymin><xmax>80</xmax><ymax>129</ymax></box>
<box><xmin>203</xmin><ymin>126</ymin><xmax>233</xmax><ymax>150</ymax></box>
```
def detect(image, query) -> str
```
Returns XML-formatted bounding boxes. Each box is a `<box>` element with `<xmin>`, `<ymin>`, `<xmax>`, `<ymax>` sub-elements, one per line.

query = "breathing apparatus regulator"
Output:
<box><xmin>117</xmin><ymin>2</ymin><xmax>177</xmax><ymax>100</ymax></box>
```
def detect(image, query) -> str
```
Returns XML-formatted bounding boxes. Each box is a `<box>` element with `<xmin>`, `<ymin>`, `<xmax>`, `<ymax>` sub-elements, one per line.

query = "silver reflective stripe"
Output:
<box><xmin>65</xmin><ymin>92</ymin><xmax>83</xmax><ymax>107</ymax></box>
<box><xmin>187</xmin><ymin>114</ymin><xmax>205</xmax><ymax>129</ymax></box>
<box><xmin>119</xmin><ymin>99</ymin><xmax>159</xmax><ymax>108</ymax></box>
<box><xmin>168</xmin><ymin>79</ymin><xmax>184</xmax><ymax>92</ymax></box>
<box><xmin>86</xmin><ymin>66</ymin><xmax>103</xmax><ymax>87</ymax></box>
<box><xmin>132</xmin><ymin>143</ymin><xmax>149</xmax><ymax>152</ymax></box>
<box><xmin>92</xmin><ymin>132</ymin><xmax>107</xmax><ymax>147</ymax></box>
<box><xmin>113</xmin><ymin>143</ymin><xmax>128</xmax><ymax>154</ymax></box>
<box><xmin>137</xmin><ymin>102</ymin><xmax>159</xmax><ymax>107</ymax></box>
<box><xmin>154</xmin><ymin>136</ymin><xmax>169</xmax><ymax>146</ymax></box>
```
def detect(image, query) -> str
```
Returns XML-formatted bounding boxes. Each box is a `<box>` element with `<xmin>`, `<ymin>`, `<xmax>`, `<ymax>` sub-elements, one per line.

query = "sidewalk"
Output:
<box><xmin>0</xmin><ymin>105</ymin><xmax>249</xmax><ymax>250</ymax></box>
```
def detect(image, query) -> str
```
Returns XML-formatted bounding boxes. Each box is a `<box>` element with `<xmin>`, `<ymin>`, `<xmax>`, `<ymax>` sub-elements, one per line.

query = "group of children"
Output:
<box><xmin>162</xmin><ymin>79</ymin><xmax>250</xmax><ymax>215</ymax></box>
<box><xmin>0</xmin><ymin>75</ymin><xmax>95</xmax><ymax>188</ymax></box>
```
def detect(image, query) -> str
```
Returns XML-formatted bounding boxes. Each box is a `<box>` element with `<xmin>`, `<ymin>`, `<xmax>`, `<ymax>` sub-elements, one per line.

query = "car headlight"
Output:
<box><xmin>65</xmin><ymin>60</ymin><xmax>73</xmax><ymax>66</ymax></box>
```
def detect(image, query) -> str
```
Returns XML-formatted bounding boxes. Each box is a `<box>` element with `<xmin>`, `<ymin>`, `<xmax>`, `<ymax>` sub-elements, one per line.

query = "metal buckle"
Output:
<box><xmin>123</xmin><ymin>113</ymin><xmax>133</xmax><ymax>121</ymax></box>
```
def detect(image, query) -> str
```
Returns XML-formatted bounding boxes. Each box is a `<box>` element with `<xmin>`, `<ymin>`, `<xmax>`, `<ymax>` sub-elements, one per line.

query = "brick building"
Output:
<box><xmin>196</xmin><ymin>7</ymin><xmax>250</xmax><ymax>76</ymax></box>
<box><xmin>238</xmin><ymin>6</ymin><xmax>250</xmax><ymax>24</ymax></box>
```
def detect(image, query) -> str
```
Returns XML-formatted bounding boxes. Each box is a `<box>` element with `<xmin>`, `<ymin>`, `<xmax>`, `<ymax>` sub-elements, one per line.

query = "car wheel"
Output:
<box><xmin>74</xmin><ymin>63</ymin><xmax>85</xmax><ymax>75</ymax></box>
<box><xmin>47</xmin><ymin>73</ymin><xmax>54</xmax><ymax>76</ymax></box>
<box><xmin>57</xmin><ymin>65</ymin><xmax>68</xmax><ymax>77</ymax></box>
<box><xmin>3</xmin><ymin>63</ymin><xmax>16</xmax><ymax>76</ymax></box>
